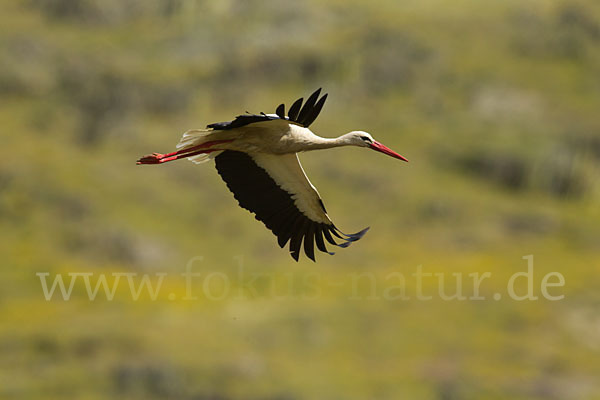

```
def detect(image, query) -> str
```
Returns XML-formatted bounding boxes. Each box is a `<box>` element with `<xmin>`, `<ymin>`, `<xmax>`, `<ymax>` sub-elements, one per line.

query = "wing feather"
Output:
<box><xmin>287</xmin><ymin>97</ymin><xmax>303</xmax><ymax>121</ymax></box>
<box><xmin>214</xmin><ymin>150</ymin><xmax>367</xmax><ymax>261</ymax></box>
<box><xmin>296</xmin><ymin>88</ymin><xmax>321</xmax><ymax>126</ymax></box>
<box><xmin>207</xmin><ymin>89</ymin><xmax>328</xmax><ymax>130</ymax></box>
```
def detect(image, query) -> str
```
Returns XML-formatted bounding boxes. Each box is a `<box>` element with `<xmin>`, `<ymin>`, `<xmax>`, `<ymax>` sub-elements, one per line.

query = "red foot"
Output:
<box><xmin>136</xmin><ymin>153</ymin><xmax>164</xmax><ymax>165</ymax></box>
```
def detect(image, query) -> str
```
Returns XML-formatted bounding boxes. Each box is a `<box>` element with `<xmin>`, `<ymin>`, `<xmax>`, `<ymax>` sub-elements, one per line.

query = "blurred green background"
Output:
<box><xmin>1</xmin><ymin>0</ymin><xmax>600</xmax><ymax>398</ymax></box>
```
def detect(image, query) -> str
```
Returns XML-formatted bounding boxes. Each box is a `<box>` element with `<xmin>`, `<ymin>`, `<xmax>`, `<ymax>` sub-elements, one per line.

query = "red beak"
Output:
<box><xmin>369</xmin><ymin>141</ymin><xmax>408</xmax><ymax>162</ymax></box>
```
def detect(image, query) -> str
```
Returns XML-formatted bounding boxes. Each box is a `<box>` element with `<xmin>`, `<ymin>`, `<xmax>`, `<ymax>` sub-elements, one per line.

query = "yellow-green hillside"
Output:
<box><xmin>1</xmin><ymin>0</ymin><xmax>599</xmax><ymax>398</ymax></box>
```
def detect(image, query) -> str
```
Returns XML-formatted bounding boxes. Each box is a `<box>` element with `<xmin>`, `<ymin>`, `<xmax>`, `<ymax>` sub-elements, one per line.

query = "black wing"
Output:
<box><xmin>207</xmin><ymin>88</ymin><xmax>328</xmax><ymax>131</ymax></box>
<box><xmin>214</xmin><ymin>150</ymin><xmax>369</xmax><ymax>261</ymax></box>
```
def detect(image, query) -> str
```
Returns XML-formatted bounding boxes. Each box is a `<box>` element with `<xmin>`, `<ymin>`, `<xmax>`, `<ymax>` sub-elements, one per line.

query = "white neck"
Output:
<box><xmin>304</xmin><ymin>132</ymin><xmax>357</xmax><ymax>150</ymax></box>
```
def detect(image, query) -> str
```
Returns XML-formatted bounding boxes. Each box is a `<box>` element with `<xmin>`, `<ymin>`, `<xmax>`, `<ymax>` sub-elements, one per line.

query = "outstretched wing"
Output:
<box><xmin>214</xmin><ymin>150</ymin><xmax>368</xmax><ymax>261</ymax></box>
<box><xmin>207</xmin><ymin>88</ymin><xmax>328</xmax><ymax>131</ymax></box>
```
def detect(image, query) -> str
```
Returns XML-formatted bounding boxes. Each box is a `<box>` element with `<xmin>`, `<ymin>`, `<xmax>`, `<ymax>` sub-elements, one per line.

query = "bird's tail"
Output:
<box><xmin>176</xmin><ymin>129</ymin><xmax>212</xmax><ymax>149</ymax></box>
<box><xmin>176</xmin><ymin>129</ymin><xmax>221</xmax><ymax>164</ymax></box>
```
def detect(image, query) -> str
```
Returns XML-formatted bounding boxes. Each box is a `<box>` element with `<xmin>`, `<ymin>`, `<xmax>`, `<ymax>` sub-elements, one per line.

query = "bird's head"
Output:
<box><xmin>345</xmin><ymin>131</ymin><xmax>408</xmax><ymax>162</ymax></box>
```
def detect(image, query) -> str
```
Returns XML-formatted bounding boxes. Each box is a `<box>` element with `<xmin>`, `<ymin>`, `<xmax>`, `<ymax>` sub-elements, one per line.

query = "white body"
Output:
<box><xmin>175</xmin><ymin>121</ymin><xmax>375</xmax><ymax>224</ymax></box>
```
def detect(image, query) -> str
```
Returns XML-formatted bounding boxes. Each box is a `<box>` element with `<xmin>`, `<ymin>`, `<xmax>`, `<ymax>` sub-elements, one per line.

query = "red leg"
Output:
<box><xmin>137</xmin><ymin>149</ymin><xmax>220</xmax><ymax>164</ymax></box>
<box><xmin>136</xmin><ymin>139</ymin><xmax>233</xmax><ymax>165</ymax></box>
<box><xmin>156</xmin><ymin>149</ymin><xmax>219</xmax><ymax>163</ymax></box>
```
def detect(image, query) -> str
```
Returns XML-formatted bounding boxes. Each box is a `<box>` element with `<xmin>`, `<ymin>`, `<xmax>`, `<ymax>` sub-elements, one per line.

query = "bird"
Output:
<box><xmin>137</xmin><ymin>88</ymin><xmax>408</xmax><ymax>261</ymax></box>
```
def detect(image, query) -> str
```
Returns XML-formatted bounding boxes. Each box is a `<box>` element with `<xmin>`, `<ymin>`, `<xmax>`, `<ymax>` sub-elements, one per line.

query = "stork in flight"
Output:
<box><xmin>137</xmin><ymin>89</ymin><xmax>407</xmax><ymax>261</ymax></box>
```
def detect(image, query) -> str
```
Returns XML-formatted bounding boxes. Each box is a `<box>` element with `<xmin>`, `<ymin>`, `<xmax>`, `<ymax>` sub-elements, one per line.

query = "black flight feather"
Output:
<box><xmin>287</xmin><ymin>97</ymin><xmax>303</xmax><ymax>121</ymax></box>
<box><xmin>214</xmin><ymin>150</ymin><xmax>366</xmax><ymax>261</ymax></box>
<box><xmin>322</xmin><ymin>227</ymin><xmax>339</xmax><ymax>246</ymax></box>
<box><xmin>314</xmin><ymin>226</ymin><xmax>332</xmax><ymax>255</ymax></box>
<box><xmin>303</xmin><ymin>224</ymin><xmax>316</xmax><ymax>262</ymax></box>
<box><xmin>206</xmin><ymin>89</ymin><xmax>328</xmax><ymax>130</ymax></box>
<box><xmin>275</xmin><ymin>103</ymin><xmax>285</xmax><ymax>119</ymax></box>
<box><xmin>302</xmin><ymin>94</ymin><xmax>328</xmax><ymax>128</ymax></box>
<box><xmin>296</xmin><ymin>88</ymin><xmax>321</xmax><ymax>126</ymax></box>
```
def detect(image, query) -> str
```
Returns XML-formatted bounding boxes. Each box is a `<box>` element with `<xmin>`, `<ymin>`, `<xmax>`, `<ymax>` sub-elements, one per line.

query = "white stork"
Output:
<box><xmin>137</xmin><ymin>89</ymin><xmax>408</xmax><ymax>261</ymax></box>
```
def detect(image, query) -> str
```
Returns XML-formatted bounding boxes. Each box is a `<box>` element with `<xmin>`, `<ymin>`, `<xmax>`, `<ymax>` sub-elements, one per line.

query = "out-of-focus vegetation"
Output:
<box><xmin>1</xmin><ymin>0</ymin><xmax>600</xmax><ymax>398</ymax></box>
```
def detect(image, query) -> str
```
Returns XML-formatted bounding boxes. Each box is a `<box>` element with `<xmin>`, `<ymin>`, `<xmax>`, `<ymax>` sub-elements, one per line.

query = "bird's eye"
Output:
<box><xmin>360</xmin><ymin>136</ymin><xmax>371</xmax><ymax>142</ymax></box>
